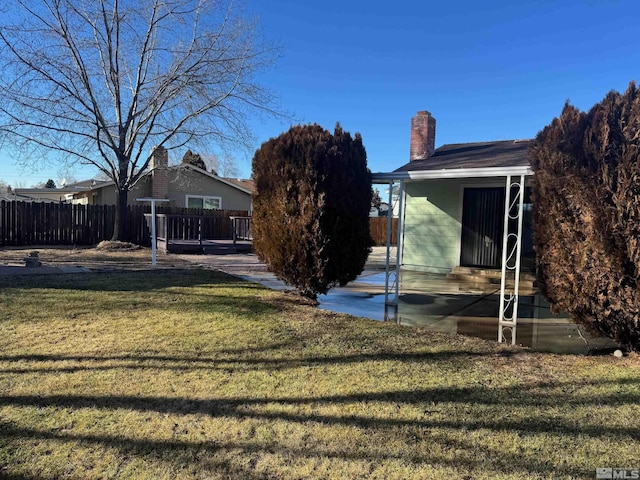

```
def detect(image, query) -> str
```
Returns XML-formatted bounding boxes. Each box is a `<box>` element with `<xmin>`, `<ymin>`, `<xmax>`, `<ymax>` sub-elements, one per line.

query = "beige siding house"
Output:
<box><xmin>73</xmin><ymin>147</ymin><xmax>252</xmax><ymax>211</ymax></box>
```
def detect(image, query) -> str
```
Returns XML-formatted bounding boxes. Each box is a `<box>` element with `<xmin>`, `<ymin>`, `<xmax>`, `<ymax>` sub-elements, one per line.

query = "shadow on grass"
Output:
<box><xmin>0</xmin><ymin>269</ymin><xmax>258</xmax><ymax>292</ymax></box>
<box><xmin>0</xmin><ymin>379</ymin><xmax>631</xmax><ymax>479</ymax></box>
<box><xmin>0</xmin><ymin>473</ymin><xmax>58</xmax><ymax>480</ymax></box>
<box><xmin>0</xmin><ymin>419</ymin><xmax>589</xmax><ymax>478</ymax></box>
<box><xmin>0</xmin><ymin>378</ymin><xmax>639</xmax><ymax>425</ymax></box>
<box><xmin>0</xmin><ymin>268</ymin><xmax>317</xmax><ymax>317</ymax></box>
<box><xmin>0</xmin><ymin>349</ymin><xmax>519</xmax><ymax>374</ymax></box>
<box><xmin>0</xmin><ymin>420</ymin><xmax>270</xmax><ymax>480</ymax></box>
<box><xmin>0</xmin><ymin>292</ymin><xmax>284</xmax><ymax>322</ymax></box>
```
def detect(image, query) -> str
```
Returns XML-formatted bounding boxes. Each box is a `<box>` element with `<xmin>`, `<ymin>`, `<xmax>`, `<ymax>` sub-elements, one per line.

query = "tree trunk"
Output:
<box><xmin>112</xmin><ymin>188</ymin><xmax>129</xmax><ymax>241</ymax></box>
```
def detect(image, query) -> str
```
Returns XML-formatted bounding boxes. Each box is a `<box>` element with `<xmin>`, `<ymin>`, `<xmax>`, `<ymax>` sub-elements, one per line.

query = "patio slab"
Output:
<box><xmin>0</xmin><ymin>245</ymin><xmax>615</xmax><ymax>354</ymax></box>
<box><xmin>176</xmin><ymin>249</ymin><xmax>618</xmax><ymax>354</ymax></box>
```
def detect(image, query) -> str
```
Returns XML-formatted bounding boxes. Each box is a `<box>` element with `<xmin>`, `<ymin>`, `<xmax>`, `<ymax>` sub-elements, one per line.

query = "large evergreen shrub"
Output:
<box><xmin>252</xmin><ymin>123</ymin><xmax>373</xmax><ymax>299</ymax></box>
<box><xmin>530</xmin><ymin>82</ymin><xmax>640</xmax><ymax>351</ymax></box>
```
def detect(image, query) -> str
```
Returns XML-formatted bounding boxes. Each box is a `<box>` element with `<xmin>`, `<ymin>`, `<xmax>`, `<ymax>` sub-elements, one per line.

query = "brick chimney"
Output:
<box><xmin>150</xmin><ymin>146</ymin><xmax>169</xmax><ymax>198</ymax></box>
<box><xmin>410</xmin><ymin>111</ymin><xmax>436</xmax><ymax>161</ymax></box>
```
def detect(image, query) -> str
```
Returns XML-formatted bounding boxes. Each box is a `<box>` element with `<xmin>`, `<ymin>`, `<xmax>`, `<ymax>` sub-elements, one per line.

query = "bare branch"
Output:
<box><xmin>0</xmin><ymin>0</ymin><xmax>283</xmax><ymax>239</ymax></box>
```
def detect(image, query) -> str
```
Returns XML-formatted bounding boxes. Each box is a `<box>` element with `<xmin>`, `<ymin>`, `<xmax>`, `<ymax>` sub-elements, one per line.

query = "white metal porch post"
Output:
<box><xmin>384</xmin><ymin>181</ymin><xmax>395</xmax><ymax>305</ymax></box>
<box><xmin>498</xmin><ymin>175</ymin><xmax>526</xmax><ymax>344</ymax></box>
<box><xmin>383</xmin><ymin>180</ymin><xmax>405</xmax><ymax>306</ymax></box>
<box><xmin>393</xmin><ymin>180</ymin><xmax>405</xmax><ymax>302</ymax></box>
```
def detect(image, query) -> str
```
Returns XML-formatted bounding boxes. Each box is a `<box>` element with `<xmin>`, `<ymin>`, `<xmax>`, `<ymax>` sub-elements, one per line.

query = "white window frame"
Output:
<box><xmin>185</xmin><ymin>194</ymin><xmax>222</xmax><ymax>210</ymax></box>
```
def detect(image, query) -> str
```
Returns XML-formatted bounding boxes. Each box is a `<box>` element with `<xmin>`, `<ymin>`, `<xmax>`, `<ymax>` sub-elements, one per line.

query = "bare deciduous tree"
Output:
<box><xmin>0</xmin><ymin>0</ymin><xmax>280</xmax><ymax>240</ymax></box>
<box><xmin>202</xmin><ymin>153</ymin><xmax>240</xmax><ymax>177</ymax></box>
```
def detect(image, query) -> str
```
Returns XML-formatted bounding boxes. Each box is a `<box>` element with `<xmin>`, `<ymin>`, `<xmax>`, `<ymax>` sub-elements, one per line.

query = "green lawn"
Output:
<box><xmin>0</xmin><ymin>269</ymin><xmax>638</xmax><ymax>479</ymax></box>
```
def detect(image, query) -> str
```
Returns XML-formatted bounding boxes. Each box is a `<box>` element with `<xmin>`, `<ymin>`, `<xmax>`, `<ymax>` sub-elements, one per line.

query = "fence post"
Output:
<box><xmin>0</xmin><ymin>200</ymin><xmax>4</xmax><ymax>246</ymax></box>
<box><xmin>232</xmin><ymin>217</ymin><xmax>237</xmax><ymax>245</ymax></box>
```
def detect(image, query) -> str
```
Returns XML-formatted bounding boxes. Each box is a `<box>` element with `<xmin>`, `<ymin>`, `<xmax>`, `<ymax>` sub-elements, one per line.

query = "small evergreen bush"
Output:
<box><xmin>530</xmin><ymin>82</ymin><xmax>640</xmax><ymax>351</ymax></box>
<box><xmin>252</xmin><ymin>123</ymin><xmax>373</xmax><ymax>299</ymax></box>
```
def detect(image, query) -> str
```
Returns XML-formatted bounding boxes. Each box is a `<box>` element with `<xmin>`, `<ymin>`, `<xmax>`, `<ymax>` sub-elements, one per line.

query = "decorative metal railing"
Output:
<box><xmin>498</xmin><ymin>174</ymin><xmax>526</xmax><ymax>344</ymax></box>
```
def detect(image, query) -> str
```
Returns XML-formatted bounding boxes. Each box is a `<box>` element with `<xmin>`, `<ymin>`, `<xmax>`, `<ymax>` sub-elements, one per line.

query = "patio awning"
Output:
<box><xmin>372</xmin><ymin>165</ymin><xmax>533</xmax><ymax>183</ymax></box>
<box><xmin>375</xmin><ymin>169</ymin><xmax>533</xmax><ymax>346</ymax></box>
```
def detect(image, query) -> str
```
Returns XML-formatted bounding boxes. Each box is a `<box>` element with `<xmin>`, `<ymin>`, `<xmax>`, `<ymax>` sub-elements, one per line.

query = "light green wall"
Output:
<box><xmin>402</xmin><ymin>177</ymin><xmax>514</xmax><ymax>273</ymax></box>
<box><xmin>402</xmin><ymin>180</ymin><xmax>463</xmax><ymax>273</ymax></box>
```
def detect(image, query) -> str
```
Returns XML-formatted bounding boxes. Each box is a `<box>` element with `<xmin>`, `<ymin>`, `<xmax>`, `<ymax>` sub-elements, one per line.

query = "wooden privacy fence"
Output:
<box><xmin>0</xmin><ymin>200</ymin><xmax>249</xmax><ymax>247</ymax></box>
<box><xmin>0</xmin><ymin>200</ymin><xmax>396</xmax><ymax>247</ymax></box>
<box><xmin>370</xmin><ymin>217</ymin><xmax>398</xmax><ymax>246</ymax></box>
<box><xmin>0</xmin><ymin>201</ymin><xmax>117</xmax><ymax>246</ymax></box>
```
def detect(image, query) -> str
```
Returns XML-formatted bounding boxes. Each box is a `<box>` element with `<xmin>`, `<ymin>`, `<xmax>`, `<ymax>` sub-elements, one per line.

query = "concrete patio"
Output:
<box><xmin>177</xmin><ymin>247</ymin><xmax>618</xmax><ymax>355</ymax></box>
<box><xmin>0</xmin><ymin>245</ymin><xmax>616</xmax><ymax>354</ymax></box>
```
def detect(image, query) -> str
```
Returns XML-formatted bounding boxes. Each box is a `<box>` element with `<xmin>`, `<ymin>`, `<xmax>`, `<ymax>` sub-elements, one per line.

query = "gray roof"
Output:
<box><xmin>395</xmin><ymin>139</ymin><xmax>532</xmax><ymax>173</ymax></box>
<box><xmin>64</xmin><ymin>179</ymin><xmax>104</xmax><ymax>189</ymax></box>
<box><xmin>0</xmin><ymin>192</ymin><xmax>40</xmax><ymax>202</ymax></box>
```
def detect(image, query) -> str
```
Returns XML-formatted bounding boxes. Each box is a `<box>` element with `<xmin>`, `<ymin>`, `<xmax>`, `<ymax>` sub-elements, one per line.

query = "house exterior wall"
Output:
<box><xmin>93</xmin><ymin>179</ymin><xmax>151</xmax><ymax>206</ymax></box>
<box><xmin>402</xmin><ymin>180</ymin><xmax>463</xmax><ymax>273</ymax></box>
<box><xmin>401</xmin><ymin>177</ymin><xmax>524</xmax><ymax>273</ymax></box>
<box><xmin>166</xmin><ymin>169</ymin><xmax>251</xmax><ymax>210</ymax></box>
<box><xmin>78</xmin><ymin>169</ymin><xmax>251</xmax><ymax>210</ymax></box>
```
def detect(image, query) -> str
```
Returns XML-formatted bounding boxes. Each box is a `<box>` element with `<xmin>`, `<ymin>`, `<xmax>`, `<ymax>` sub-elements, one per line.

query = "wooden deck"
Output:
<box><xmin>151</xmin><ymin>213</ymin><xmax>253</xmax><ymax>255</ymax></box>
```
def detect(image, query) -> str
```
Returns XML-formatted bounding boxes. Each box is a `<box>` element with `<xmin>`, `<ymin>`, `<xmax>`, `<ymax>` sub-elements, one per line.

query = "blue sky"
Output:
<box><xmin>1</xmin><ymin>0</ymin><xmax>639</xmax><ymax>186</ymax></box>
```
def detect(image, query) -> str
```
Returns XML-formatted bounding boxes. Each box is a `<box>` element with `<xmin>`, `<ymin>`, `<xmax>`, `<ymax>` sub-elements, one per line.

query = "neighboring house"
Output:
<box><xmin>0</xmin><ymin>185</ymin><xmax>32</xmax><ymax>202</ymax></box>
<box><xmin>72</xmin><ymin>147</ymin><xmax>253</xmax><ymax>211</ymax></box>
<box><xmin>373</xmin><ymin>111</ymin><xmax>534</xmax><ymax>275</ymax></box>
<box><xmin>12</xmin><ymin>180</ymin><xmax>100</xmax><ymax>203</ymax></box>
<box><xmin>11</xmin><ymin>188</ymin><xmax>67</xmax><ymax>203</ymax></box>
<box><xmin>377</xmin><ymin>200</ymin><xmax>401</xmax><ymax>218</ymax></box>
<box><xmin>4</xmin><ymin>179</ymin><xmax>102</xmax><ymax>203</ymax></box>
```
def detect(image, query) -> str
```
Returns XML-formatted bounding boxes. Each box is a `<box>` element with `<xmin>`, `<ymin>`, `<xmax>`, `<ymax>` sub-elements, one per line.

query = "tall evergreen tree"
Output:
<box><xmin>252</xmin><ymin>123</ymin><xmax>373</xmax><ymax>300</ymax></box>
<box><xmin>530</xmin><ymin>81</ymin><xmax>640</xmax><ymax>351</ymax></box>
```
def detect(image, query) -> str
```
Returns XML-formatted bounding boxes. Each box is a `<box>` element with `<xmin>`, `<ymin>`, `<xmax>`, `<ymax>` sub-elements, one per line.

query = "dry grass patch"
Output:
<box><xmin>94</xmin><ymin>241</ymin><xmax>141</xmax><ymax>251</ymax></box>
<box><xmin>0</xmin><ymin>269</ymin><xmax>638</xmax><ymax>479</ymax></box>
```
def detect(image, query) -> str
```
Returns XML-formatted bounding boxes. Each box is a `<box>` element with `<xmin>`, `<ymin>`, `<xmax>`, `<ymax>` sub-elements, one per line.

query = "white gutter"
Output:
<box><xmin>372</xmin><ymin>165</ymin><xmax>533</xmax><ymax>182</ymax></box>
